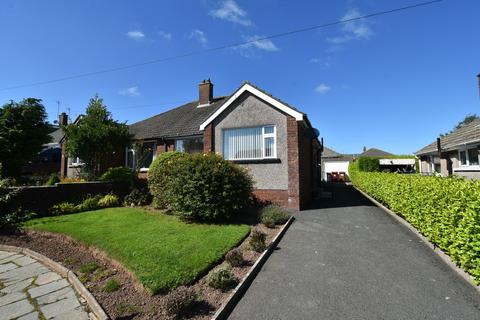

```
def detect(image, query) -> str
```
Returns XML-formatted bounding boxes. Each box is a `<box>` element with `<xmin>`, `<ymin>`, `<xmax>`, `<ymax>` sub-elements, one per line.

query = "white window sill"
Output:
<box><xmin>139</xmin><ymin>168</ymin><xmax>149</xmax><ymax>172</ymax></box>
<box><xmin>453</xmin><ymin>166</ymin><xmax>480</xmax><ymax>172</ymax></box>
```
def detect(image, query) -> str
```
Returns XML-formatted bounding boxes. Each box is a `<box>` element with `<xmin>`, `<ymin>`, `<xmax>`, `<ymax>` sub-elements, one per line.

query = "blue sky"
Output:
<box><xmin>0</xmin><ymin>0</ymin><xmax>478</xmax><ymax>155</ymax></box>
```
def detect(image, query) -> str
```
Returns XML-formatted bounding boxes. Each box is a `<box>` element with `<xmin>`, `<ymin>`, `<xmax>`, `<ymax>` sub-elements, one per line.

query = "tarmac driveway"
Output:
<box><xmin>229</xmin><ymin>184</ymin><xmax>480</xmax><ymax>320</ymax></box>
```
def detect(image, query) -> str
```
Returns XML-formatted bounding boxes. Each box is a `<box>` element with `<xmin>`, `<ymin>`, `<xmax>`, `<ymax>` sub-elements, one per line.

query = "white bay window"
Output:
<box><xmin>223</xmin><ymin>125</ymin><xmax>276</xmax><ymax>160</ymax></box>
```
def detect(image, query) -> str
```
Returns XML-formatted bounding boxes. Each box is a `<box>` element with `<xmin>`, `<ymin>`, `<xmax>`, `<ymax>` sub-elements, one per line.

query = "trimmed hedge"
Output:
<box><xmin>357</xmin><ymin>157</ymin><xmax>380</xmax><ymax>172</ymax></box>
<box><xmin>350</xmin><ymin>170</ymin><xmax>480</xmax><ymax>283</ymax></box>
<box><xmin>149</xmin><ymin>152</ymin><xmax>253</xmax><ymax>221</ymax></box>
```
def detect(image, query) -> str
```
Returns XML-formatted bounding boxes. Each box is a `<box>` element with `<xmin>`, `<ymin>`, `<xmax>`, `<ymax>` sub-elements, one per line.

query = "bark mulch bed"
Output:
<box><xmin>0</xmin><ymin>222</ymin><xmax>282</xmax><ymax>319</ymax></box>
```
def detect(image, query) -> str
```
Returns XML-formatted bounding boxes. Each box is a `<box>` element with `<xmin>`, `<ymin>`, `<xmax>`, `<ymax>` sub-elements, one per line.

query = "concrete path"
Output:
<box><xmin>0</xmin><ymin>250</ymin><xmax>90</xmax><ymax>320</ymax></box>
<box><xmin>230</xmin><ymin>184</ymin><xmax>480</xmax><ymax>320</ymax></box>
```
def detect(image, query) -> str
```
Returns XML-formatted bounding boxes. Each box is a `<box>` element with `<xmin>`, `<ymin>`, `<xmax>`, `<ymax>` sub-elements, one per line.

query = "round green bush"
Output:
<box><xmin>99</xmin><ymin>167</ymin><xmax>136</xmax><ymax>183</ymax></box>
<box><xmin>225</xmin><ymin>248</ymin><xmax>244</xmax><ymax>267</ymax></box>
<box><xmin>206</xmin><ymin>265</ymin><xmax>236</xmax><ymax>290</ymax></box>
<box><xmin>148</xmin><ymin>151</ymin><xmax>187</xmax><ymax>209</ymax></box>
<box><xmin>149</xmin><ymin>152</ymin><xmax>253</xmax><ymax>221</ymax></box>
<box><xmin>163</xmin><ymin>286</ymin><xmax>198</xmax><ymax>317</ymax></box>
<box><xmin>260</xmin><ymin>205</ymin><xmax>289</xmax><ymax>228</ymax></box>
<box><xmin>249</xmin><ymin>229</ymin><xmax>267</xmax><ymax>252</ymax></box>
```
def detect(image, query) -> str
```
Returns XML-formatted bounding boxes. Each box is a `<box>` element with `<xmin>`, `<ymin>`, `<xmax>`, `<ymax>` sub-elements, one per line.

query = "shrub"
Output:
<box><xmin>163</xmin><ymin>286</ymin><xmax>198</xmax><ymax>317</ymax></box>
<box><xmin>149</xmin><ymin>152</ymin><xmax>253</xmax><ymax>221</ymax></box>
<box><xmin>99</xmin><ymin>167</ymin><xmax>136</xmax><ymax>184</ymax></box>
<box><xmin>357</xmin><ymin>157</ymin><xmax>380</xmax><ymax>172</ymax></box>
<box><xmin>148</xmin><ymin>151</ymin><xmax>187</xmax><ymax>209</ymax></box>
<box><xmin>0</xmin><ymin>209</ymin><xmax>35</xmax><ymax>230</ymax></box>
<box><xmin>249</xmin><ymin>229</ymin><xmax>267</xmax><ymax>252</ymax></box>
<box><xmin>60</xmin><ymin>177</ymin><xmax>85</xmax><ymax>183</ymax></box>
<box><xmin>45</xmin><ymin>174</ymin><xmax>60</xmax><ymax>186</ymax></box>
<box><xmin>350</xmin><ymin>171</ymin><xmax>480</xmax><ymax>283</ymax></box>
<box><xmin>225</xmin><ymin>248</ymin><xmax>244</xmax><ymax>267</ymax></box>
<box><xmin>79</xmin><ymin>261</ymin><xmax>100</xmax><ymax>274</ymax></box>
<box><xmin>206</xmin><ymin>265</ymin><xmax>236</xmax><ymax>290</ymax></box>
<box><xmin>260</xmin><ymin>205</ymin><xmax>289</xmax><ymax>228</ymax></box>
<box><xmin>123</xmin><ymin>188</ymin><xmax>152</xmax><ymax>206</ymax></box>
<box><xmin>76</xmin><ymin>195</ymin><xmax>102</xmax><ymax>212</ymax></box>
<box><xmin>0</xmin><ymin>178</ymin><xmax>35</xmax><ymax>229</ymax></box>
<box><xmin>102</xmin><ymin>278</ymin><xmax>121</xmax><ymax>292</ymax></box>
<box><xmin>50</xmin><ymin>202</ymin><xmax>78</xmax><ymax>215</ymax></box>
<box><xmin>98</xmin><ymin>194</ymin><xmax>120</xmax><ymax>208</ymax></box>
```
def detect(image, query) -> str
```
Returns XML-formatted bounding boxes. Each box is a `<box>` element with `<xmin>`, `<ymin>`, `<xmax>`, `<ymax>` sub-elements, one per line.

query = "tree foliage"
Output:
<box><xmin>0</xmin><ymin>98</ymin><xmax>52</xmax><ymax>177</ymax></box>
<box><xmin>62</xmin><ymin>95</ymin><xmax>131</xmax><ymax>178</ymax></box>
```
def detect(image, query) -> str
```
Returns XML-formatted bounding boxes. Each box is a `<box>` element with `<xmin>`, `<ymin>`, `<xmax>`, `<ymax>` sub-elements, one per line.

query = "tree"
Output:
<box><xmin>0</xmin><ymin>98</ymin><xmax>52</xmax><ymax>178</ymax></box>
<box><xmin>62</xmin><ymin>95</ymin><xmax>131</xmax><ymax>178</ymax></box>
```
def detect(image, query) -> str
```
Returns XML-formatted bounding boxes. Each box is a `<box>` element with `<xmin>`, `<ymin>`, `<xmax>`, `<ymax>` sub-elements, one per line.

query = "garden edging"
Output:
<box><xmin>352</xmin><ymin>185</ymin><xmax>480</xmax><ymax>294</ymax></box>
<box><xmin>0</xmin><ymin>244</ymin><xmax>109</xmax><ymax>320</ymax></box>
<box><xmin>211</xmin><ymin>215</ymin><xmax>295</xmax><ymax>320</ymax></box>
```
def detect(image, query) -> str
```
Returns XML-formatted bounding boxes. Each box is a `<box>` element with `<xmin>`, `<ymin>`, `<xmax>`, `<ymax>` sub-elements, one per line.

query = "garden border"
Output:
<box><xmin>211</xmin><ymin>215</ymin><xmax>295</xmax><ymax>320</ymax></box>
<box><xmin>0</xmin><ymin>244</ymin><xmax>109</xmax><ymax>320</ymax></box>
<box><xmin>352</xmin><ymin>185</ymin><xmax>480</xmax><ymax>294</ymax></box>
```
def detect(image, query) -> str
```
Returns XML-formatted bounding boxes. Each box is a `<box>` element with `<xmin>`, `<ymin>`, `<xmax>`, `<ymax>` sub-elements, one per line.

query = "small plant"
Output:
<box><xmin>206</xmin><ymin>265</ymin><xmax>236</xmax><ymax>290</ymax></box>
<box><xmin>102</xmin><ymin>278</ymin><xmax>121</xmax><ymax>292</ymax></box>
<box><xmin>225</xmin><ymin>248</ymin><xmax>244</xmax><ymax>267</ymax></box>
<box><xmin>249</xmin><ymin>229</ymin><xmax>267</xmax><ymax>252</ymax></box>
<box><xmin>163</xmin><ymin>286</ymin><xmax>199</xmax><ymax>317</ymax></box>
<box><xmin>0</xmin><ymin>209</ymin><xmax>35</xmax><ymax>231</ymax></box>
<box><xmin>98</xmin><ymin>194</ymin><xmax>119</xmax><ymax>208</ymax></box>
<box><xmin>260</xmin><ymin>205</ymin><xmax>289</xmax><ymax>228</ymax></box>
<box><xmin>123</xmin><ymin>188</ymin><xmax>152</xmax><ymax>206</ymax></box>
<box><xmin>99</xmin><ymin>167</ymin><xmax>136</xmax><ymax>184</ymax></box>
<box><xmin>60</xmin><ymin>177</ymin><xmax>85</xmax><ymax>183</ymax></box>
<box><xmin>50</xmin><ymin>202</ymin><xmax>77</xmax><ymax>215</ymax></box>
<box><xmin>76</xmin><ymin>195</ymin><xmax>101</xmax><ymax>212</ymax></box>
<box><xmin>116</xmin><ymin>302</ymin><xmax>139</xmax><ymax>317</ymax></box>
<box><xmin>79</xmin><ymin>261</ymin><xmax>100</xmax><ymax>275</ymax></box>
<box><xmin>45</xmin><ymin>173</ymin><xmax>60</xmax><ymax>186</ymax></box>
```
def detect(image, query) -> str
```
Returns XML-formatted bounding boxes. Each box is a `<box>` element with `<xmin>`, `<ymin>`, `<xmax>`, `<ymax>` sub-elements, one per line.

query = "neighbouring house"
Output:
<box><xmin>22</xmin><ymin>113</ymin><xmax>66</xmax><ymax>176</ymax></box>
<box><xmin>320</xmin><ymin>147</ymin><xmax>354</xmax><ymax>182</ymax></box>
<box><xmin>61</xmin><ymin>80</ymin><xmax>322</xmax><ymax>210</ymax></box>
<box><xmin>415</xmin><ymin>118</ymin><xmax>480</xmax><ymax>179</ymax></box>
<box><xmin>321</xmin><ymin>147</ymin><xmax>416</xmax><ymax>181</ymax></box>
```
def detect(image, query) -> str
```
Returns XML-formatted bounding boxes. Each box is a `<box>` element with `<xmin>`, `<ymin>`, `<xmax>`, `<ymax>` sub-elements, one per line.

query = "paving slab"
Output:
<box><xmin>229</xmin><ymin>184</ymin><xmax>480</xmax><ymax>320</ymax></box>
<box><xmin>0</xmin><ymin>250</ymin><xmax>91</xmax><ymax>320</ymax></box>
<box><xmin>0</xmin><ymin>299</ymin><xmax>35</xmax><ymax>319</ymax></box>
<box><xmin>28</xmin><ymin>278</ymin><xmax>70</xmax><ymax>298</ymax></box>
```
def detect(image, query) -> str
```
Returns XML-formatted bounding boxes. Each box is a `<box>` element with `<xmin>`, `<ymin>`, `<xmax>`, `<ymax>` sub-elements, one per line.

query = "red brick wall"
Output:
<box><xmin>203</xmin><ymin>123</ymin><xmax>214</xmax><ymax>153</ymax></box>
<box><xmin>286</xmin><ymin>116</ymin><xmax>301</xmax><ymax>210</ymax></box>
<box><xmin>252</xmin><ymin>189</ymin><xmax>289</xmax><ymax>207</ymax></box>
<box><xmin>298</xmin><ymin>123</ymin><xmax>313</xmax><ymax>208</ymax></box>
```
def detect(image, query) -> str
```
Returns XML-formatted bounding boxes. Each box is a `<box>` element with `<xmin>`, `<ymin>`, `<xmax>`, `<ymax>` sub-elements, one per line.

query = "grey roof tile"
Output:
<box><xmin>415</xmin><ymin>118</ymin><xmax>480</xmax><ymax>155</ymax></box>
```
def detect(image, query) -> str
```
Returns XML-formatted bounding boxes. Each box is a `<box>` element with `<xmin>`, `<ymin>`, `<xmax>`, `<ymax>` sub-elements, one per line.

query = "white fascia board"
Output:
<box><xmin>199</xmin><ymin>83</ymin><xmax>304</xmax><ymax>130</ymax></box>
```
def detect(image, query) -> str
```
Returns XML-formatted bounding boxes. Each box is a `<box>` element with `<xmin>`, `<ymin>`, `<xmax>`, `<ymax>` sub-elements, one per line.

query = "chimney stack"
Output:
<box><xmin>198</xmin><ymin>79</ymin><xmax>213</xmax><ymax>106</ymax></box>
<box><xmin>58</xmin><ymin>112</ymin><xmax>68</xmax><ymax>126</ymax></box>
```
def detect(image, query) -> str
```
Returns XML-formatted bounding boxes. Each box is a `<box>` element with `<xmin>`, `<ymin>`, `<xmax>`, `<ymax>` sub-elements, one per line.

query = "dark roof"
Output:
<box><xmin>45</xmin><ymin>128</ymin><xmax>63</xmax><ymax>145</ymax></box>
<box><xmin>129</xmin><ymin>97</ymin><xmax>227</xmax><ymax>140</ymax></box>
<box><xmin>415</xmin><ymin>118</ymin><xmax>480</xmax><ymax>155</ymax></box>
<box><xmin>322</xmin><ymin>146</ymin><xmax>341</xmax><ymax>158</ymax></box>
<box><xmin>359</xmin><ymin>148</ymin><xmax>393</xmax><ymax>157</ymax></box>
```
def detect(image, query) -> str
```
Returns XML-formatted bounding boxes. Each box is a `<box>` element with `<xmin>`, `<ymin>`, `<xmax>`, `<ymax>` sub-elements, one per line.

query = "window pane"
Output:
<box><xmin>460</xmin><ymin>151</ymin><xmax>467</xmax><ymax>165</ymax></box>
<box><xmin>264</xmin><ymin>126</ymin><xmax>274</xmax><ymax>135</ymax></box>
<box><xmin>126</xmin><ymin>150</ymin><xmax>134</xmax><ymax>169</ymax></box>
<box><xmin>224</xmin><ymin>127</ymin><xmax>262</xmax><ymax>160</ymax></box>
<box><xmin>139</xmin><ymin>142</ymin><xmax>155</xmax><ymax>168</ymax></box>
<box><xmin>265</xmin><ymin>137</ymin><xmax>274</xmax><ymax>157</ymax></box>
<box><xmin>175</xmin><ymin>140</ymin><xmax>185</xmax><ymax>152</ymax></box>
<box><xmin>468</xmin><ymin>148</ymin><xmax>479</xmax><ymax>166</ymax></box>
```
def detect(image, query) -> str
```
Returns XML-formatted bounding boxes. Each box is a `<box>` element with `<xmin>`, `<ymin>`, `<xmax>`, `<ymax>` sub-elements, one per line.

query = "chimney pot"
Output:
<box><xmin>58</xmin><ymin>112</ymin><xmax>68</xmax><ymax>126</ymax></box>
<box><xmin>198</xmin><ymin>79</ymin><xmax>213</xmax><ymax>106</ymax></box>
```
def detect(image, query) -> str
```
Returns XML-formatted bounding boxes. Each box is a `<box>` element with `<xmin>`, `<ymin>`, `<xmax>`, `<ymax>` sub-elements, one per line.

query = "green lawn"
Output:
<box><xmin>27</xmin><ymin>207</ymin><xmax>250</xmax><ymax>294</ymax></box>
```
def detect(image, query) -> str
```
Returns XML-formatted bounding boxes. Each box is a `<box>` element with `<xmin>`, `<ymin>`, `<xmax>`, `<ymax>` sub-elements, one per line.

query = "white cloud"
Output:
<box><xmin>210</xmin><ymin>0</ymin><xmax>252</xmax><ymax>26</ymax></box>
<box><xmin>327</xmin><ymin>9</ymin><xmax>372</xmax><ymax>44</ymax></box>
<box><xmin>119</xmin><ymin>86</ymin><xmax>141</xmax><ymax>97</ymax></box>
<box><xmin>189</xmin><ymin>29</ymin><xmax>208</xmax><ymax>47</ymax></box>
<box><xmin>158</xmin><ymin>30</ymin><xmax>172</xmax><ymax>40</ymax></box>
<box><xmin>310</xmin><ymin>56</ymin><xmax>332</xmax><ymax>68</ymax></box>
<box><xmin>315</xmin><ymin>83</ymin><xmax>331</xmax><ymax>95</ymax></box>
<box><xmin>234</xmin><ymin>35</ymin><xmax>278</xmax><ymax>58</ymax></box>
<box><xmin>126</xmin><ymin>30</ymin><xmax>145</xmax><ymax>40</ymax></box>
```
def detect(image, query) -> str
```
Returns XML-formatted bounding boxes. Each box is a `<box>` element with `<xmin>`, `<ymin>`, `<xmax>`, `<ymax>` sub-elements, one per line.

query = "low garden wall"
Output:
<box><xmin>6</xmin><ymin>181</ymin><xmax>130</xmax><ymax>216</ymax></box>
<box><xmin>350</xmin><ymin>170</ymin><xmax>480</xmax><ymax>283</ymax></box>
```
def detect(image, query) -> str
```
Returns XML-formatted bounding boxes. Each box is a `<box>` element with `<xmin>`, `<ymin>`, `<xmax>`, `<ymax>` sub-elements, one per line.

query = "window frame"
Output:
<box><xmin>174</xmin><ymin>136</ymin><xmax>204</xmax><ymax>154</ymax></box>
<box><xmin>223</xmin><ymin>125</ymin><xmax>277</xmax><ymax>161</ymax></box>
<box><xmin>69</xmin><ymin>156</ymin><xmax>84</xmax><ymax>167</ymax></box>
<box><xmin>125</xmin><ymin>141</ymin><xmax>157</xmax><ymax>172</ymax></box>
<box><xmin>458</xmin><ymin>147</ymin><xmax>479</xmax><ymax>167</ymax></box>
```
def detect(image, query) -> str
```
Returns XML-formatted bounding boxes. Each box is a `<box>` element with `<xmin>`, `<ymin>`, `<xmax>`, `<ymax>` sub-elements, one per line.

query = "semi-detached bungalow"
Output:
<box><xmin>61</xmin><ymin>80</ymin><xmax>322</xmax><ymax>210</ymax></box>
<box><xmin>415</xmin><ymin>118</ymin><xmax>480</xmax><ymax>179</ymax></box>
